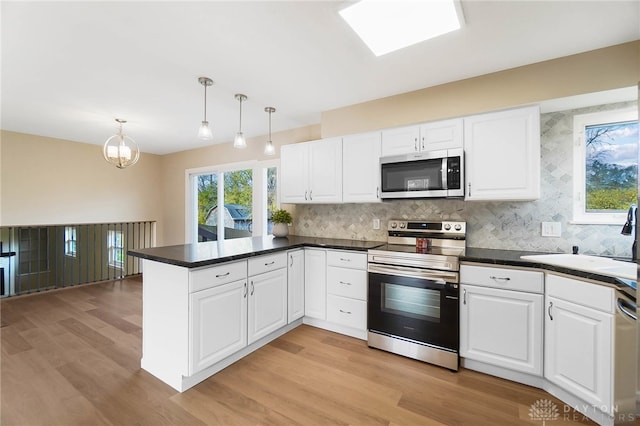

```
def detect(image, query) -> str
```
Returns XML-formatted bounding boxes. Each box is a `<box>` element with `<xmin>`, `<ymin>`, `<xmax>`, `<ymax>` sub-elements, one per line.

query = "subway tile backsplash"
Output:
<box><xmin>290</xmin><ymin>101</ymin><xmax>636</xmax><ymax>258</ymax></box>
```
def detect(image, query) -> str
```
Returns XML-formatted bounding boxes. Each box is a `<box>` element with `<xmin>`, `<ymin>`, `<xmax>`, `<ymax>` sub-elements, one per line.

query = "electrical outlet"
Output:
<box><xmin>373</xmin><ymin>218</ymin><xmax>380</xmax><ymax>230</ymax></box>
<box><xmin>541</xmin><ymin>222</ymin><xmax>562</xmax><ymax>237</ymax></box>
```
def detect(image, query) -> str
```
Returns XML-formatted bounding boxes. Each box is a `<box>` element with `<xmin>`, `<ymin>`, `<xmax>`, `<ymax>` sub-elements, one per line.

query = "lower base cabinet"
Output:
<box><xmin>248</xmin><ymin>268</ymin><xmax>288</xmax><ymax>345</ymax></box>
<box><xmin>326</xmin><ymin>294</ymin><xmax>367</xmax><ymax>330</ymax></box>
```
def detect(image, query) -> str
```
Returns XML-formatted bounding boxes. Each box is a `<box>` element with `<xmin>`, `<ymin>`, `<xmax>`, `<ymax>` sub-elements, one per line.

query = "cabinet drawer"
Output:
<box><xmin>248</xmin><ymin>252</ymin><xmax>287</xmax><ymax>276</ymax></box>
<box><xmin>190</xmin><ymin>261</ymin><xmax>247</xmax><ymax>293</ymax></box>
<box><xmin>327</xmin><ymin>250</ymin><xmax>367</xmax><ymax>270</ymax></box>
<box><xmin>327</xmin><ymin>267</ymin><xmax>367</xmax><ymax>300</ymax></box>
<box><xmin>326</xmin><ymin>294</ymin><xmax>366</xmax><ymax>330</ymax></box>
<box><xmin>460</xmin><ymin>264</ymin><xmax>543</xmax><ymax>293</ymax></box>
<box><xmin>546</xmin><ymin>274</ymin><xmax>614</xmax><ymax>313</ymax></box>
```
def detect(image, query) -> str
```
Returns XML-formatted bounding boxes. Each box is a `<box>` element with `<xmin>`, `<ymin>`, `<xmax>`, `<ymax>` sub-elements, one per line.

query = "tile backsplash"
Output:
<box><xmin>290</xmin><ymin>101</ymin><xmax>637</xmax><ymax>258</ymax></box>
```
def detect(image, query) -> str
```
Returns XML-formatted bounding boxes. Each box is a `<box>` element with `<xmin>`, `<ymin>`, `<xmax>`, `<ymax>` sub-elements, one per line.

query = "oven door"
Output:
<box><xmin>368</xmin><ymin>265</ymin><xmax>459</xmax><ymax>351</ymax></box>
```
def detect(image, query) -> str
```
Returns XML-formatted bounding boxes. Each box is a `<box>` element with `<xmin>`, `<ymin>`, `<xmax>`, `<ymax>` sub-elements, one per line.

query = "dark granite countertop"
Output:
<box><xmin>462</xmin><ymin>247</ymin><xmax>637</xmax><ymax>299</ymax></box>
<box><xmin>128</xmin><ymin>235</ymin><xmax>385</xmax><ymax>268</ymax></box>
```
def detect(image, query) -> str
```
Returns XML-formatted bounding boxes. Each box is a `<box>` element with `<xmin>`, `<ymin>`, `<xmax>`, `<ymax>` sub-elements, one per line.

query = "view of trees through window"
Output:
<box><xmin>197</xmin><ymin>165</ymin><xmax>278</xmax><ymax>242</ymax></box>
<box><xmin>585</xmin><ymin>119</ymin><xmax>638</xmax><ymax>212</ymax></box>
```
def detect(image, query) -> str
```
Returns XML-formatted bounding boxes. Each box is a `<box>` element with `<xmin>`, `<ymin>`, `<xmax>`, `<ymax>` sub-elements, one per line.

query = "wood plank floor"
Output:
<box><xmin>1</xmin><ymin>276</ymin><xmax>598</xmax><ymax>425</ymax></box>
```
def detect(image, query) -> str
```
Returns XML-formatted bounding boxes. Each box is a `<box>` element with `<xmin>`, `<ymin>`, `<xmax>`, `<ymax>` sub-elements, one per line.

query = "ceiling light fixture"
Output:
<box><xmin>234</xmin><ymin>94</ymin><xmax>248</xmax><ymax>149</ymax></box>
<box><xmin>264</xmin><ymin>107</ymin><xmax>276</xmax><ymax>156</ymax></box>
<box><xmin>103</xmin><ymin>118</ymin><xmax>140</xmax><ymax>169</ymax></box>
<box><xmin>339</xmin><ymin>0</ymin><xmax>464</xmax><ymax>56</ymax></box>
<box><xmin>197</xmin><ymin>76</ymin><xmax>214</xmax><ymax>140</ymax></box>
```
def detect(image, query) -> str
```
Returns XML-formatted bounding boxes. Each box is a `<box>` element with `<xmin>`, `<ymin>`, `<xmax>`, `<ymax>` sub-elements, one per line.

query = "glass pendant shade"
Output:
<box><xmin>264</xmin><ymin>106</ymin><xmax>276</xmax><ymax>156</ymax></box>
<box><xmin>234</xmin><ymin>131</ymin><xmax>246</xmax><ymax>148</ymax></box>
<box><xmin>233</xmin><ymin>94</ymin><xmax>248</xmax><ymax>148</ymax></box>
<box><xmin>103</xmin><ymin>119</ymin><xmax>140</xmax><ymax>169</ymax></box>
<box><xmin>198</xmin><ymin>120</ymin><xmax>213</xmax><ymax>140</ymax></box>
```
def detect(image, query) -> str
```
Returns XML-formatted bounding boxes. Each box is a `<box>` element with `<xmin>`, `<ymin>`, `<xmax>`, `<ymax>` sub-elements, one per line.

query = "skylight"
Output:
<box><xmin>339</xmin><ymin>0</ymin><xmax>464</xmax><ymax>56</ymax></box>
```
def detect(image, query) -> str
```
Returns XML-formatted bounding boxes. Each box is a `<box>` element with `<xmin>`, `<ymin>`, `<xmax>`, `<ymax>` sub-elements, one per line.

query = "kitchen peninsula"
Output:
<box><xmin>129</xmin><ymin>235</ymin><xmax>385</xmax><ymax>392</ymax></box>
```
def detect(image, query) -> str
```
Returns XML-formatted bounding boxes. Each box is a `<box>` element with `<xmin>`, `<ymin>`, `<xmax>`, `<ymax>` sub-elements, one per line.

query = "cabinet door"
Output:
<box><xmin>287</xmin><ymin>250</ymin><xmax>305</xmax><ymax>323</ymax></box>
<box><xmin>342</xmin><ymin>132</ymin><xmax>382</xmax><ymax>203</ymax></box>
<box><xmin>381</xmin><ymin>125</ymin><xmax>420</xmax><ymax>157</ymax></box>
<box><xmin>544</xmin><ymin>296</ymin><xmax>613</xmax><ymax>413</ymax></box>
<box><xmin>189</xmin><ymin>279</ymin><xmax>247</xmax><ymax>375</ymax></box>
<box><xmin>420</xmin><ymin>118</ymin><xmax>463</xmax><ymax>151</ymax></box>
<box><xmin>309</xmin><ymin>137</ymin><xmax>343</xmax><ymax>203</ymax></box>
<box><xmin>460</xmin><ymin>284</ymin><xmax>543</xmax><ymax>376</ymax></box>
<box><xmin>248</xmin><ymin>268</ymin><xmax>288</xmax><ymax>345</ymax></box>
<box><xmin>304</xmin><ymin>249</ymin><xmax>326</xmax><ymax>320</ymax></box>
<box><xmin>464</xmin><ymin>106</ymin><xmax>540</xmax><ymax>200</ymax></box>
<box><xmin>280</xmin><ymin>143</ymin><xmax>310</xmax><ymax>203</ymax></box>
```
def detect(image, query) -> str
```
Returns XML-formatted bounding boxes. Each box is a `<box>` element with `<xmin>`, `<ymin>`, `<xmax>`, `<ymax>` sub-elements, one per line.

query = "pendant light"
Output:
<box><xmin>233</xmin><ymin>94</ymin><xmax>247</xmax><ymax>149</ymax></box>
<box><xmin>264</xmin><ymin>107</ymin><xmax>276</xmax><ymax>156</ymax></box>
<box><xmin>103</xmin><ymin>118</ymin><xmax>140</xmax><ymax>169</ymax></box>
<box><xmin>197</xmin><ymin>77</ymin><xmax>214</xmax><ymax>140</ymax></box>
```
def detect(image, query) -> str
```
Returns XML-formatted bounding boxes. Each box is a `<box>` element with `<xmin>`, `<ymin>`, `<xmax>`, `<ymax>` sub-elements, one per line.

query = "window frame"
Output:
<box><xmin>572</xmin><ymin>107</ymin><xmax>638</xmax><ymax>225</ymax></box>
<box><xmin>64</xmin><ymin>226</ymin><xmax>77</xmax><ymax>258</ymax></box>
<box><xmin>185</xmin><ymin>159</ymin><xmax>280</xmax><ymax>244</ymax></box>
<box><xmin>107</xmin><ymin>229</ymin><xmax>125</xmax><ymax>270</ymax></box>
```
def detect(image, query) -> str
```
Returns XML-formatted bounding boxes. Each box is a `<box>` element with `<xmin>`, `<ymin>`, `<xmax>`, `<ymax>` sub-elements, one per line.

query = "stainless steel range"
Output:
<box><xmin>367</xmin><ymin>219</ymin><xmax>466</xmax><ymax>371</ymax></box>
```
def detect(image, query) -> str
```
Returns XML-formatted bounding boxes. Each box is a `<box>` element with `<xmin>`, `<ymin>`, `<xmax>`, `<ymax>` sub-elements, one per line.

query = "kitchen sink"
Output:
<box><xmin>520</xmin><ymin>253</ymin><xmax>637</xmax><ymax>280</ymax></box>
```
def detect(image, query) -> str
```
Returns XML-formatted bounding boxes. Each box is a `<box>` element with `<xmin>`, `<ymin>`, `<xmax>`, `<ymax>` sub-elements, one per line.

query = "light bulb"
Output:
<box><xmin>264</xmin><ymin>140</ymin><xmax>275</xmax><ymax>156</ymax></box>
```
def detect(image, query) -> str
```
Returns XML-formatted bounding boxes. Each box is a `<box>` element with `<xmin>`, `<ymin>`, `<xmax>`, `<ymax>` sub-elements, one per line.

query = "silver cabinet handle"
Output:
<box><xmin>463</xmin><ymin>288</ymin><xmax>467</xmax><ymax>305</ymax></box>
<box><xmin>339</xmin><ymin>281</ymin><xmax>351</xmax><ymax>286</ymax></box>
<box><xmin>414</xmin><ymin>137</ymin><xmax>418</xmax><ymax>151</ymax></box>
<box><xmin>304</xmin><ymin>190</ymin><xmax>308</xmax><ymax>200</ymax></box>
<box><xmin>339</xmin><ymin>309</ymin><xmax>352</xmax><ymax>315</ymax></box>
<box><xmin>468</xmin><ymin>183</ymin><xmax>471</xmax><ymax>197</ymax></box>
<box><xmin>290</xmin><ymin>255</ymin><xmax>293</xmax><ymax>267</ymax></box>
<box><xmin>264</xmin><ymin>261</ymin><xmax>275</xmax><ymax>266</ymax></box>
<box><xmin>376</xmin><ymin>186</ymin><xmax>380</xmax><ymax>199</ymax></box>
<box><xmin>340</xmin><ymin>258</ymin><xmax>351</xmax><ymax>262</ymax></box>
<box><xmin>421</xmin><ymin>137</ymin><xmax>425</xmax><ymax>151</ymax></box>
<box><xmin>489</xmin><ymin>276</ymin><xmax>511</xmax><ymax>282</ymax></box>
<box><xmin>243</xmin><ymin>282</ymin><xmax>247</xmax><ymax>298</ymax></box>
<box><xmin>548</xmin><ymin>301</ymin><xmax>553</xmax><ymax>321</ymax></box>
<box><xmin>251</xmin><ymin>280</ymin><xmax>255</xmax><ymax>296</ymax></box>
<box><xmin>309</xmin><ymin>190</ymin><xmax>313</xmax><ymax>201</ymax></box>
<box><xmin>215</xmin><ymin>272</ymin><xmax>230</xmax><ymax>278</ymax></box>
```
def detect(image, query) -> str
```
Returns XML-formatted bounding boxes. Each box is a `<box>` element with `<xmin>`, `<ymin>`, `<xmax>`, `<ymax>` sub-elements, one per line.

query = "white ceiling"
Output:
<box><xmin>2</xmin><ymin>1</ymin><xmax>639</xmax><ymax>155</ymax></box>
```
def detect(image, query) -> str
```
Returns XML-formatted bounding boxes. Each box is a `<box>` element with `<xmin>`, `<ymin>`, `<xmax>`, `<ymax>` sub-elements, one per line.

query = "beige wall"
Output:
<box><xmin>0</xmin><ymin>131</ymin><xmax>164</xmax><ymax>242</ymax></box>
<box><xmin>321</xmin><ymin>41</ymin><xmax>640</xmax><ymax>137</ymax></box>
<box><xmin>160</xmin><ymin>125</ymin><xmax>320</xmax><ymax>245</ymax></box>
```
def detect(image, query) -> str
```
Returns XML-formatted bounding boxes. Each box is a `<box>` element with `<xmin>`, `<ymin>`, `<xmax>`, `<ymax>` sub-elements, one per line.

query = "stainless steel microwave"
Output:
<box><xmin>380</xmin><ymin>148</ymin><xmax>464</xmax><ymax>199</ymax></box>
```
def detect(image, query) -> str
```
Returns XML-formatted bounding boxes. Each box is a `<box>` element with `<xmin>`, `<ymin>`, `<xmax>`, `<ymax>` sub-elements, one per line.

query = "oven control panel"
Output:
<box><xmin>388</xmin><ymin>220</ymin><xmax>466</xmax><ymax>236</ymax></box>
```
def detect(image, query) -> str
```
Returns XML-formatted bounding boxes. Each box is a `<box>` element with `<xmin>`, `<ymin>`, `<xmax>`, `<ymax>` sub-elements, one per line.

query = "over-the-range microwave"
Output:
<box><xmin>380</xmin><ymin>148</ymin><xmax>464</xmax><ymax>199</ymax></box>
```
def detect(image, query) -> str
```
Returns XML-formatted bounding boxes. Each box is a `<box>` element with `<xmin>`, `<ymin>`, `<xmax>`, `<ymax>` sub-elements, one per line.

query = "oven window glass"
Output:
<box><xmin>381</xmin><ymin>159</ymin><xmax>444</xmax><ymax>192</ymax></box>
<box><xmin>381</xmin><ymin>283</ymin><xmax>440</xmax><ymax>322</ymax></box>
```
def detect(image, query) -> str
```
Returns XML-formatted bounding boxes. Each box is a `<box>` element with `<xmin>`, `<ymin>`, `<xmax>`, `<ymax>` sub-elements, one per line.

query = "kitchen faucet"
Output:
<box><xmin>620</xmin><ymin>203</ymin><xmax>637</xmax><ymax>260</ymax></box>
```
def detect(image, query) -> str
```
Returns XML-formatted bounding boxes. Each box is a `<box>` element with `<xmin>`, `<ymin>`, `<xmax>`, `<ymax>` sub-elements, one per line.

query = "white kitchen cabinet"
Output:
<box><xmin>326</xmin><ymin>250</ymin><xmax>368</xmax><ymax>335</ymax></box>
<box><xmin>459</xmin><ymin>264</ymin><xmax>544</xmax><ymax>376</ymax></box>
<box><xmin>287</xmin><ymin>249</ymin><xmax>305</xmax><ymax>323</ymax></box>
<box><xmin>304</xmin><ymin>248</ymin><xmax>327</xmax><ymax>320</ymax></box>
<box><xmin>248</xmin><ymin>255</ymin><xmax>288</xmax><ymax>345</ymax></box>
<box><xmin>381</xmin><ymin>125</ymin><xmax>420</xmax><ymax>157</ymax></box>
<box><xmin>460</xmin><ymin>284</ymin><xmax>543</xmax><ymax>376</ymax></box>
<box><xmin>381</xmin><ymin>119</ymin><xmax>463</xmax><ymax>157</ymax></box>
<box><xmin>189</xmin><ymin>278</ymin><xmax>247</xmax><ymax>375</ymax></box>
<box><xmin>280</xmin><ymin>138</ymin><xmax>342</xmax><ymax>204</ymax></box>
<box><xmin>342</xmin><ymin>131</ymin><xmax>382</xmax><ymax>203</ymax></box>
<box><xmin>544</xmin><ymin>274</ymin><xmax>614</xmax><ymax>414</ymax></box>
<box><xmin>420</xmin><ymin>118</ymin><xmax>463</xmax><ymax>151</ymax></box>
<box><xmin>464</xmin><ymin>105</ymin><xmax>540</xmax><ymax>200</ymax></box>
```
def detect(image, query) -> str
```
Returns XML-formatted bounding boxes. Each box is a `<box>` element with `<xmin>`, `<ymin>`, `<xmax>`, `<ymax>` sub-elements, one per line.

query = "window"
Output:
<box><xmin>107</xmin><ymin>230</ymin><xmax>124</xmax><ymax>269</ymax></box>
<box><xmin>188</xmin><ymin>160</ymin><xmax>279</xmax><ymax>243</ymax></box>
<box><xmin>573</xmin><ymin>108</ymin><xmax>638</xmax><ymax>224</ymax></box>
<box><xmin>64</xmin><ymin>226</ymin><xmax>77</xmax><ymax>257</ymax></box>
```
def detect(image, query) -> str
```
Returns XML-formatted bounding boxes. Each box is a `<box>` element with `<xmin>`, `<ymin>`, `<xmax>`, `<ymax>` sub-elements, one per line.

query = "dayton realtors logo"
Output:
<box><xmin>529</xmin><ymin>399</ymin><xmax>560</xmax><ymax>425</ymax></box>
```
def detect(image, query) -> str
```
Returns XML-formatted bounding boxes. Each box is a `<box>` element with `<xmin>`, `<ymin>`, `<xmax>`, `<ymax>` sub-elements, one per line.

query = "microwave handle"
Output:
<box><xmin>441</xmin><ymin>158</ymin><xmax>448</xmax><ymax>190</ymax></box>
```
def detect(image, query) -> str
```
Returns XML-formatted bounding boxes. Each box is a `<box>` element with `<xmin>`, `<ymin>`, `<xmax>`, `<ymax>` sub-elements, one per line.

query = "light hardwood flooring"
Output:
<box><xmin>1</xmin><ymin>276</ymin><xmax>598</xmax><ymax>425</ymax></box>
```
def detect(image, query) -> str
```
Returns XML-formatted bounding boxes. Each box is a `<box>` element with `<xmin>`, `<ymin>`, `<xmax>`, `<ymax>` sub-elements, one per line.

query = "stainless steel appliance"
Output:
<box><xmin>367</xmin><ymin>219</ymin><xmax>466</xmax><ymax>370</ymax></box>
<box><xmin>380</xmin><ymin>148</ymin><xmax>464</xmax><ymax>199</ymax></box>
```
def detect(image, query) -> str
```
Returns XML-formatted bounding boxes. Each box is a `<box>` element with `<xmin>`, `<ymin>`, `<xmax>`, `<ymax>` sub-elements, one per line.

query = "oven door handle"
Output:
<box><xmin>368</xmin><ymin>264</ymin><xmax>457</xmax><ymax>284</ymax></box>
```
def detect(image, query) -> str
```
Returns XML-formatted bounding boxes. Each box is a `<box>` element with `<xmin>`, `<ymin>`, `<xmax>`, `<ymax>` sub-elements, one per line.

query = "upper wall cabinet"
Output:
<box><xmin>342</xmin><ymin>132</ymin><xmax>382</xmax><ymax>203</ymax></box>
<box><xmin>381</xmin><ymin>118</ymin><xmax>463</xmax><ymax>157</ymax></box>
<box><xmin>464</xmin><ymin>106</ymin><xmax>540</xmax><ymax>201</ymax></box>
<box><xmin>281</xmin><ymin>137</ymin><xmax>343</xmax><ymax>204</ymax></box>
